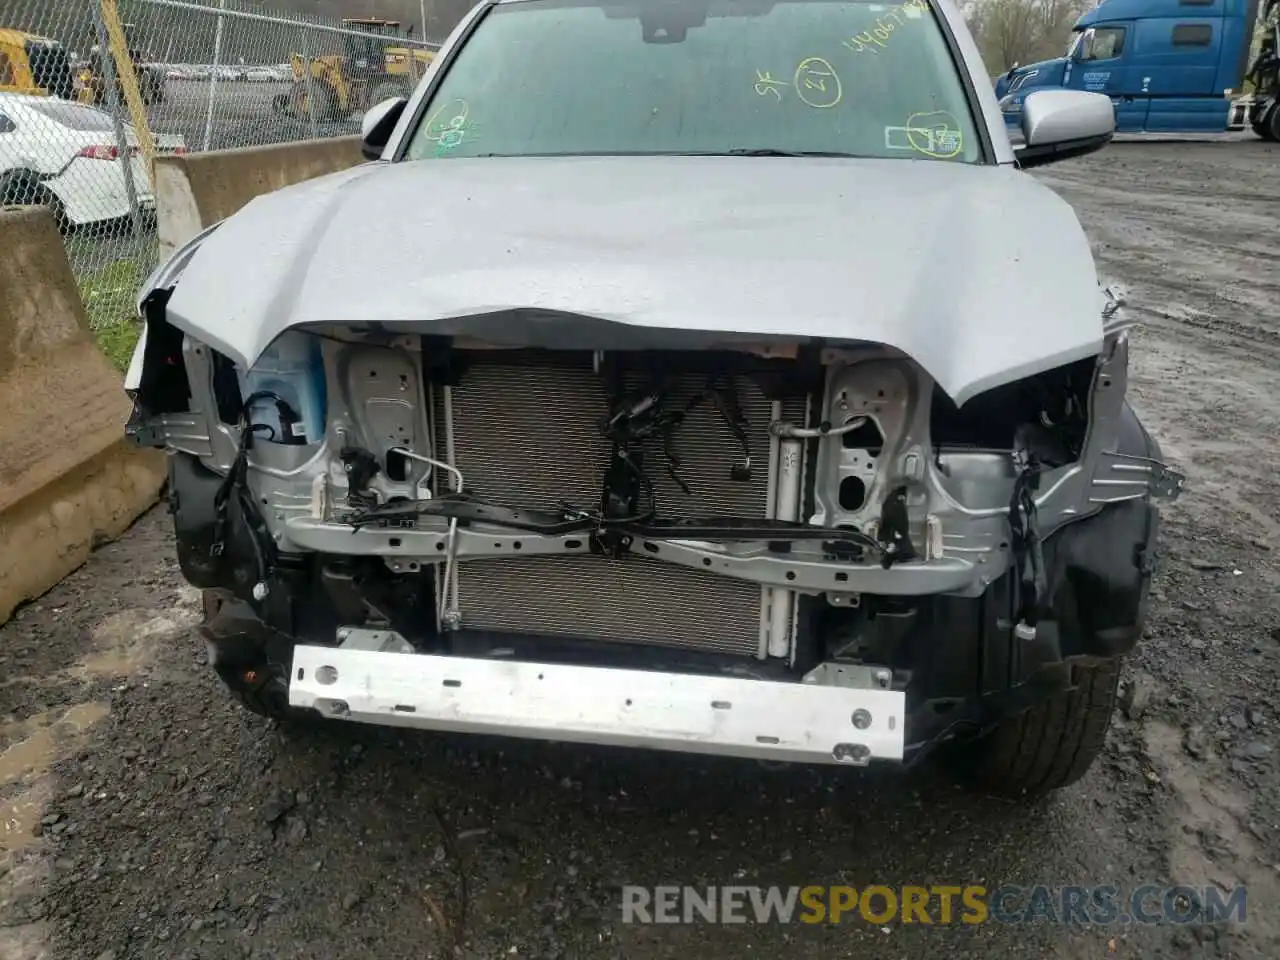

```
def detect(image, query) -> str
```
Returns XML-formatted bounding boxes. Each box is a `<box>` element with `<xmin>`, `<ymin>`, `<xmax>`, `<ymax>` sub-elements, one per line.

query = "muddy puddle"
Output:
<box><xmin>0</xmin><ymin>702</ymin><xmax>109</xmax><ymax>855</ymax></box>
<box><xmin>1</xmin><ymin>605</ymin><xmax>198</xmax><ymax>859</ymax></box>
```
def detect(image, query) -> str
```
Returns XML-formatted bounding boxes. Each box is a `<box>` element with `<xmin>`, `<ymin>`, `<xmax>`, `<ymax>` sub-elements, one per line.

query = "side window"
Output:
<box><xmin>0</xmin><ymin>51</ymin><xmax>15</xmax><ymax>86</ymax></box>
<box><xmin>1079</xmin><ymin>26</ymin><xmax>1127</xmax><ymax>61</ymax></box>
<box><xmin>345</xmin><ymin>36</ymin><xmax>379</xmax><ymax>70</ymax></box>
<box><xmin>1172</xmin><ymin>24</ymin><xmax>1213</xmax><ymax>46</ymax></box>
<box><xmin>0</xmin><ymin>111</ymin><xmax>14</xmax><ymax>134</ymax></box>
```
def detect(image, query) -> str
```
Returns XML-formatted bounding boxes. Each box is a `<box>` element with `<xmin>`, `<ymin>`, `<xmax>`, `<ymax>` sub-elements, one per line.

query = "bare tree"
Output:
<box><xmin>965</xmin><ymin>0</ymin><xmax>1093</xmax><ymax>73</ymax></box>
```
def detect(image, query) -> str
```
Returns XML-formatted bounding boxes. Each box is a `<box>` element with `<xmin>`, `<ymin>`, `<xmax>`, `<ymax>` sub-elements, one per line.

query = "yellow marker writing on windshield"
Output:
<box><xmin>423</xmin><ymin>98</ymin><xmax>470</xmax><ymax>142</ymax></box>
<box><xmin>905</xmin><ymin>111</ymin><xmax>963</xmax><ymax>158</ymax></box>
<box><xmin>842</xmin><ymin>0</ymin><xmax>928</xmax><ymax>54</ymax></box>
<box><xmin>842</xmin><ymin>30</ymin><xmax>884</xmax><ymax>54</ymax></box>
<box><xmin>754</xmin><ymin>70</ymin><xmax>789</xmax><ymax>101</ymax></box>
<box><xmin>794</xmin><ymin>57</ymin><xmax>842</xmax><ymax>109</ymax></box>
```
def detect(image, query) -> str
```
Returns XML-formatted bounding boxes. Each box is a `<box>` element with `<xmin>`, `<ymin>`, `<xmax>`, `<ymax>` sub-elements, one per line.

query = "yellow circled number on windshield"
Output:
<box><xmin>905</xmin><ymin>111</ymin><xmax>963</xmax><ymax>158</ymax></box>
<box><xmin>793</xmin><ymin>57</ymin><xmax>842</xmax><ymax>109</ymax></box>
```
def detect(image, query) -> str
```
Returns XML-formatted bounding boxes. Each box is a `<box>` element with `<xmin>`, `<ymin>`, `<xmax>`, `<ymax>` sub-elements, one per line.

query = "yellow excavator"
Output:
<box><xmin>273</xmin><ymin>18</ymin><xmax>433</xmax><ymax>122</ymax></box>
<box><xmin>0</xmin><ymin>28</ymin><xmax>74</xmax><ymax>99</ymax></box>
<box><xmin>74</xmin><ymin>22</ymin><xmax>166</xmax><ymax>106</ymax></box>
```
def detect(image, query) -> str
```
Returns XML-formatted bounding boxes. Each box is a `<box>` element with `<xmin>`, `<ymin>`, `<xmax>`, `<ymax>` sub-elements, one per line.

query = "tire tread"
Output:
<box><xmin>953</xmin><ymin>658</ymin><xmax>1121</xmax><ymax>798</ymax></box>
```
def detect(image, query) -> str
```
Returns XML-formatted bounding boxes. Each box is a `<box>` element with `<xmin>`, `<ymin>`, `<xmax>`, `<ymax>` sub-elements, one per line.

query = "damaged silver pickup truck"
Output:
<box><xmin>125</xmin><ymin>0</ymin><xmax>1183</xmax><ymax>796</ymax></box>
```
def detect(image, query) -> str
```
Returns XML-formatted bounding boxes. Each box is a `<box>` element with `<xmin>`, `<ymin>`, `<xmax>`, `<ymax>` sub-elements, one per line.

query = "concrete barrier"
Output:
<box><xmin>0</xmin><ymin>207</ymin><xmax>167</xmax><ymax>625</ymax></box>
<box><xmin>155</xmin><ymin>136</ymin><xmax>364</xmax><ymax>259</ymax></box>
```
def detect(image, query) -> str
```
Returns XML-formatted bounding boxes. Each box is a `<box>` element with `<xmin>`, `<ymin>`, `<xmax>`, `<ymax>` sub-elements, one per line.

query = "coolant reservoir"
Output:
<box><xmin>237</xmin><ymin>332</ymin><xmax>327</xmax><ymax>445</ymax></box>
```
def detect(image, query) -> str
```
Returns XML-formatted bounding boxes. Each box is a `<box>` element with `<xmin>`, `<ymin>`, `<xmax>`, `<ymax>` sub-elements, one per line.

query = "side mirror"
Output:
<box><xmin>1015</xmin><ymin>89</ymin><xmax>1114</xmax><ymax>170</ymax></box>
<box><xmin>361</xmin><ymin>97</ymin><xmax>408</xmax><ymax>160</ymax></box>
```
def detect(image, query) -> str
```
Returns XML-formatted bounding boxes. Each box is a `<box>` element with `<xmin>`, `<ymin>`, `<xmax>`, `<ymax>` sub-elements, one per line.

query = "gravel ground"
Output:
<box><xmin>3</xmin><ymin>137</ymin><xmax>1280</xmax><ymax>960</ymax></box>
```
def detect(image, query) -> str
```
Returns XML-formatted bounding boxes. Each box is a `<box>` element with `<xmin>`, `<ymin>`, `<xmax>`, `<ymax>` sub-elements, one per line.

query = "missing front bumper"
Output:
<box><xmin>288</xmin><ymin>646</ymin><xmax>906</xmax><ymax>765</ymax></box>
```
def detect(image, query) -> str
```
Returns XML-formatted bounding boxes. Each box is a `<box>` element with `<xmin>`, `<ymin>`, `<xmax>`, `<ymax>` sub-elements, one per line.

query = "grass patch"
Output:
<box><xmin>76</xmin><ymin>257</ymin><xmax>146</xmax><ymax>372</ymax></box>
<box><xmin>95</xmin><ymin>320</ymin><xmax>143</xmax><ymax>373</ymax></box>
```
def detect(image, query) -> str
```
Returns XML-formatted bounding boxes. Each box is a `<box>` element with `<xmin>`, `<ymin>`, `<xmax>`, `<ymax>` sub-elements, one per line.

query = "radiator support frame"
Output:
<box><xmin>430</xmin><ymin>350</ymin><xmax>812</xmax><ymax>659</ymax></box>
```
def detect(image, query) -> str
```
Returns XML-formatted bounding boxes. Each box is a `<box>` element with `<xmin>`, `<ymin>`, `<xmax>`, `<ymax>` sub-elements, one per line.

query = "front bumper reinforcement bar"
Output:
<box><xmin>289</xmin><ymin>647</ymin><xmax>907</xmax><ymax>765</ymax></box>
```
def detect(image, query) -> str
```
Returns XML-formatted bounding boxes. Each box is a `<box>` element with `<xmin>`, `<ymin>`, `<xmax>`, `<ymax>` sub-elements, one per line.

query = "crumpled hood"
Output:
<box><xmin>162</xmin><ymin>155</ymin><xmax>1103</xmax><ymax>406</ymax></box>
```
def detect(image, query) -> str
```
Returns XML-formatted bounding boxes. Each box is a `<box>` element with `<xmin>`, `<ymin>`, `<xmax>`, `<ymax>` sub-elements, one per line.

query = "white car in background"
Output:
<box><xmin>0</xmin><ymin>93</ymin><xmax>185</xmax><ymax>230</ymax></box>
<box><xmin>243</xmin><ymin>67</ymin><xmax>281</xmax><ymax>83</ymax></box>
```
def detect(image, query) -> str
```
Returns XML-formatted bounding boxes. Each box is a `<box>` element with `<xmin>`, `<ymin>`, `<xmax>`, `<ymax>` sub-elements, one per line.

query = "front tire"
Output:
<box><xmin>286</xmin><ymin>80</ymin><xmax>339</xmax><ymax>122</ymax></box>
<box><xmin>312</xmin><ymin>81</ymin><xmax>341</xmax><ymax>121</ymax></box>
<box><xmin>1253</xmin><ymin>103</ymin><xmax>1280</xmax><ymax>142</ymax></box>
<box><xmin>947</xmin><ymin>657</ymin><xmax>1122</xmax><ymax>798</ymax></box>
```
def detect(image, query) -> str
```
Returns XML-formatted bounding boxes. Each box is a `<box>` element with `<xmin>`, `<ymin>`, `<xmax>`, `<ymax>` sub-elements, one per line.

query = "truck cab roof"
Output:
<box><xmin>1076</xmin><ymin>0</ymin><xmax>1253</xmax><ymax>27</ymax></box>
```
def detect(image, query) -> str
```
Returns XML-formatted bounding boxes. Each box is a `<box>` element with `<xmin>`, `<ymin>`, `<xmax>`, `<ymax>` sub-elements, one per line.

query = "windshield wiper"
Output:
<box><xmin>722</xmin><ymin>148</ymin><xmax>805</xmax><ymax>157</ymax></box>
<box><xmin>464</xmin><ymin>149</ymin><xmax>860</xmax><ymax>159</ymax></box>
<box><xmin>471</xmin><ymin>150</ymin><xmax>676</xmax><ymax>158</ymax></box>
<box><xmin>718</xmin><ymin>149</ymin><xmax>857</xmax><ymax>158</ymax></box>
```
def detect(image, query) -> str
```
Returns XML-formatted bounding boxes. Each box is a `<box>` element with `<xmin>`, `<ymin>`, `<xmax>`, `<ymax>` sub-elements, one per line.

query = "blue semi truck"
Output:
<box><xmin>994</xmin><ymin>0</ymin><xmax>1279</xmax><ymax>140</ymax></box>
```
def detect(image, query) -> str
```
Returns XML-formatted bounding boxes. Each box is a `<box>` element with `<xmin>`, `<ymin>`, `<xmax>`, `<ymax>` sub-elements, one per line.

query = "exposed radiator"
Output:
<box><xmin>441</xmin><ymin>352</ymin><xmax>799</xmax><ymax>657</ymax></box>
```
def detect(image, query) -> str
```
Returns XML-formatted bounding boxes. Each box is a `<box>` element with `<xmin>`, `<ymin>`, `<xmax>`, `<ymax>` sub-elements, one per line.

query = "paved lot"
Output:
<box><xmin>150</xmin><ymin>79</ymin><xmax>362</xmax><ymax>152</ymax></box>
<box><xmin>1</xmin><ymin>137</ymin><xmax>1279</xmax><ymax>960</ymax></box>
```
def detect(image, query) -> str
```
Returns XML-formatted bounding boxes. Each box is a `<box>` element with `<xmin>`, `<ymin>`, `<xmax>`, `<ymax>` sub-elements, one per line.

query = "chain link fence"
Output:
<box><xmin>0</xmin><ymin>0</ymin><xmax>441</xmax><ymax>366</ymax></box>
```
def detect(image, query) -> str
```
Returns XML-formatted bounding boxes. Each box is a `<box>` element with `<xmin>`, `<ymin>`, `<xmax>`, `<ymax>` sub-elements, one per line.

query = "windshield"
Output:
<box><xmin>405</xmin><ymin>0</ymin><xmax>981</xmax><ymax>163</ymax></box>
<box><xmin>1065</xmin><ymin>29</ymin><xmax>1081</xmax><ymax>58</ymax></box>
